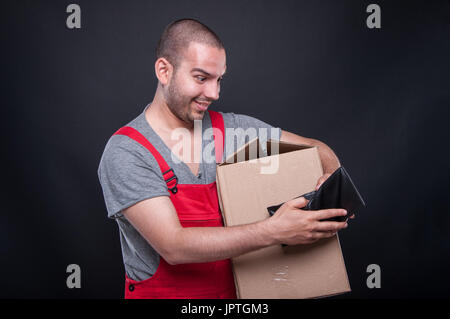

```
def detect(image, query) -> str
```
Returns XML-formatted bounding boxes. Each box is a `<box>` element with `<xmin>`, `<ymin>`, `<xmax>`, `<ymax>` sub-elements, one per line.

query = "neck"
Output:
<box><xmin>145</xmin><ymin>85</ymin><xmax>195</xmax><ymax>133</ymax></box>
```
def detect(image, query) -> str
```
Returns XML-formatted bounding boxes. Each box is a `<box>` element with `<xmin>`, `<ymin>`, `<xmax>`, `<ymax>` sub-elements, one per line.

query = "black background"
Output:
<box><xmin>1</xmin><ymin>0</ymin><xmax>449</xmax><ymax>299</ymax></box>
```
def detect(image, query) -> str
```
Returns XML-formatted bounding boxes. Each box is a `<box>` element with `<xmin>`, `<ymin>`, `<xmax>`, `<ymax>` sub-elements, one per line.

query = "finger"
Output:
<box><xmin>313</xmin><ymin>221</ymin><xmax>348</xmax><ymax>232</ymax></box>
<box><xmin>312</xmin><ymin>208</ymin><xmax>347</xmax><ymax>221</ymax></box>
<box><xmin>312</xmin><ymin>231</ymin><xmax>337</xmax><ymax>239</ymax></box>
<box><xmin>288</xmin><ymin>196</ymin><xmax>309</xmax><ymax>209</ymax></box>
<box><xmin>315</xmin><ymin>179</ymin><xmax>325</xmax><ymax>191</ymax></box>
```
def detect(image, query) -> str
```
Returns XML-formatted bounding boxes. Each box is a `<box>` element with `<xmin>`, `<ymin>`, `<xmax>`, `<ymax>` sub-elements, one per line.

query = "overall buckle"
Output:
<box><xmin>163</xmin><ymin>168</ymin><xmax>178</xmax><ymax>194</ymax></box>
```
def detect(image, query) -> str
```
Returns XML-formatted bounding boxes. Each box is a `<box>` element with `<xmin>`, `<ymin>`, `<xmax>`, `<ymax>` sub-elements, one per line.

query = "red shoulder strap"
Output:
<box><xmin>208</xmin><ymin>110</ymin><xmax>225</xmax><ymax>163</ymax></box>
<box><xmin>113</xmin><ymin>126</ymin><xmax>178</xmax><ymax>194</ymax></box>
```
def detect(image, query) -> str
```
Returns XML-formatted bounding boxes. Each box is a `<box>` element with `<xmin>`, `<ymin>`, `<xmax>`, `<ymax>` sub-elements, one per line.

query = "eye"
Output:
<box><xmin>195</xmin><ymin>75</ymin><xmax>207</xmax><ymax>82</ymax></box>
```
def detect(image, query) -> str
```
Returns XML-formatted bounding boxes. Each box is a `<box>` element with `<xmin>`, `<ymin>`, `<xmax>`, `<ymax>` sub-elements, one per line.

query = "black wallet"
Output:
<box><xmin>267</xmin><ymin>167</ymin><xmax>366</xmax><ymax>222</ymax></box>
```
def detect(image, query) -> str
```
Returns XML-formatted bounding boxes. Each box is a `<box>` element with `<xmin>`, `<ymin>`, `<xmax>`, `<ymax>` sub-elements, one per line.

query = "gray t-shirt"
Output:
<box><xmin>97</xmin><ymin>103</ymin><xmax>281</xmax><ymax>281</ymax></box>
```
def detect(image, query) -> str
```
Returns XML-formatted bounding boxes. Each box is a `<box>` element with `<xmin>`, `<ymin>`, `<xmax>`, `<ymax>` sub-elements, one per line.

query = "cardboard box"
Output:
<box><xmin>216</xmin><ymin>138</ymin><xmax>351</xmax><ymax>299</ymax></box>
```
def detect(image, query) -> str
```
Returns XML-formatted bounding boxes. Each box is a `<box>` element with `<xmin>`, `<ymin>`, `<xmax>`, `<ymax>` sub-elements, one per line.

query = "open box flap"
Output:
<box><xmin>219</xmin><ymin>137</ymin><xmax>314</xmax><ymax>167</ymax></box>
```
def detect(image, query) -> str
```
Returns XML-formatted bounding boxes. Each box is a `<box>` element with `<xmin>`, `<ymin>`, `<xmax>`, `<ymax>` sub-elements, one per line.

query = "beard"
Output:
<box><xmin>165</xmin><ymin>76</ymin><xmax>206</xmax><ymax>124</ymax></box>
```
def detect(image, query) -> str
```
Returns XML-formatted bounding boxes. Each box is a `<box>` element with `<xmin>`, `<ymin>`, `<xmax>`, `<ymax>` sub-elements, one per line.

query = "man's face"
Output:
<box><xmin>164</xmin><ymin>42</ymin><xmax>226</xmax><ymax>124</ymax></box>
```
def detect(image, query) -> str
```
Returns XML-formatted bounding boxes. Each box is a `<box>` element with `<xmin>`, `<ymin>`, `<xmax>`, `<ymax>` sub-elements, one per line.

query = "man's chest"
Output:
<box><xmin>158</xmin><ymin>132</ymin><xmax>202</xmax><ymax>177</ymax></box>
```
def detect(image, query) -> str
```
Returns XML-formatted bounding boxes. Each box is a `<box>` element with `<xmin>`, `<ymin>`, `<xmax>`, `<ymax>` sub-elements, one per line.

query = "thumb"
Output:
<box><xmin>289</xmin><ymin>196</ymin><xmax>309</xmax><ymax>209</ymax></box>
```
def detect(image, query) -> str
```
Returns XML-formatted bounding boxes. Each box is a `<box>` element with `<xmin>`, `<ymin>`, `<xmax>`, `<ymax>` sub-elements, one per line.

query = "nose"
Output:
<box><xmin>203</xmin><ymin>80</ymin><xmax>220</xmax><ymax>101</ymax></box>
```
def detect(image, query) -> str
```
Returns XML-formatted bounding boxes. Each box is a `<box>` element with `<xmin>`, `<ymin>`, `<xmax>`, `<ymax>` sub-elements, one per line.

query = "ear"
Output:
<box><xmin>154</xmin><ymin>57</ymin><xmax>173</xmax><ymax>86</ymax></box>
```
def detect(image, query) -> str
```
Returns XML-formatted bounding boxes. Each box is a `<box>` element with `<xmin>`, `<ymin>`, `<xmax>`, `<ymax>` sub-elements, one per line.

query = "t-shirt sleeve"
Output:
<box><xmin>97</xmin><ymin>135</ymin><xmax>170</xmax><ymax>219</ymax></box>
<box><xmin>222</xmin><ymin>112</ymin><xmax>281</xmax><ymax>158</ymax></box>
<box><xmin>234</xmin><ymin>113</ymin><xmax>281</xmax><ymax>143</ymax></box>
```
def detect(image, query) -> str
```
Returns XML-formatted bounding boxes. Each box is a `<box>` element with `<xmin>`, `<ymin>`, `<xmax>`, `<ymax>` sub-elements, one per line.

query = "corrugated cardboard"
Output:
<box><xmin>216</xmin><ymin>138</ymin><xmax>351</xmax><ymax>299</ymax></box>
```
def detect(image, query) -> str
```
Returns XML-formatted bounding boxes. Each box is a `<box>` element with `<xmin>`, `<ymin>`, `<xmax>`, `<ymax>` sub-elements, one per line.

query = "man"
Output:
<box><xmin>98</xmin><ymin>19</ymin><xmax>352</xmax><ymax>299</ymax></box>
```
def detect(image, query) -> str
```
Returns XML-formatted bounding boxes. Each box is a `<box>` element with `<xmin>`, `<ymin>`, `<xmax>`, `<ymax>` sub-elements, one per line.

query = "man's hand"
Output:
<box><xmin>314</xmin><ymin>173</ymin><xmax>355</xmax><ymax>220</ymax></box>
<box><xmin>265</xmin><ymin>196</ymin><xmax>349</xmax><ymax>246</ymax></box>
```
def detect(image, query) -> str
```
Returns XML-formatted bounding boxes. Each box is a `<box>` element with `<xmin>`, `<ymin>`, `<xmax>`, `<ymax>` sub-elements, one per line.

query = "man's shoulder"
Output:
<box><xmin>99</xmin><ymin>116</ymin><xmax>159</xmax><ymax>172</ymax></box>
<box><xmin>217</xmin><ymin>111</ymin><xmax>259</xmax><ymax>126</ymax></box>
<box><xmin>102</xmin><ymin>109</ymin><xmax>156</xmax><ymax>154</ymax></box>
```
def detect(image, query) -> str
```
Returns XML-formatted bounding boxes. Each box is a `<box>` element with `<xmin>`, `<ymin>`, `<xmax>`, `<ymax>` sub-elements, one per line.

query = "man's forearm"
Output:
<box><xmin>280</xmin><ymin>130</ymin><xmax>340</xmax><ymax>174</ymax></box>
<box><xmin>168</xmin><ymin>220</ymin><xmax>275</xmax><ymax>265</ymax></box>
<box><xmin>310</xmin><ymin>139</ymin><xmax>341</xmax><ymax>174</ymax></box>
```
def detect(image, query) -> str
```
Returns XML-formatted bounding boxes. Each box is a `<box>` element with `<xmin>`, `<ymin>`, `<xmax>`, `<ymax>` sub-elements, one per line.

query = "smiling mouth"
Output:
<box><xmin>194</xmin><ymin>99</ymin><xmax>211</xmax><ymax>111</ymax></box>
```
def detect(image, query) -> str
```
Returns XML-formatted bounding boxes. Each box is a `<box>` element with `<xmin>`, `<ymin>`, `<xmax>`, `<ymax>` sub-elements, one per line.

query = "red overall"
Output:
<box><xmin>113</xmin><ymin>110</ymin><xmax>237</xmax><ymax>299</ymax></box>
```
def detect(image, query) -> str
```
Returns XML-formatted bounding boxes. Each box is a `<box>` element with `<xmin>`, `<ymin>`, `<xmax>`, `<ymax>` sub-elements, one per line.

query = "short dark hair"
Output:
<box><xmin>156</xmin><ymin>19</ymin><xmax>225</xmax><ymax>70</ymax></box>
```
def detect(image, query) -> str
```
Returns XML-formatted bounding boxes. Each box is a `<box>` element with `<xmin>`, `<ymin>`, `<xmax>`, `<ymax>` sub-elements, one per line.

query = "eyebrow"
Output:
<box><xmin>191</xmin><ymin>68</ymin><xmax>226</xmax><ymax>78</ymax></box>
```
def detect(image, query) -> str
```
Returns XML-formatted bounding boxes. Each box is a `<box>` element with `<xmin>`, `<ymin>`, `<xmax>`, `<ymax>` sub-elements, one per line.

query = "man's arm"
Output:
<box><xmin>280</xmin><ymin>130</ymin><xmax>340</xmax><ymax>174</ymax></box>
<box><xmin>123</xmin><ymin>195</ymin><xmax>348</xmax><ymax>265</ymax></box>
